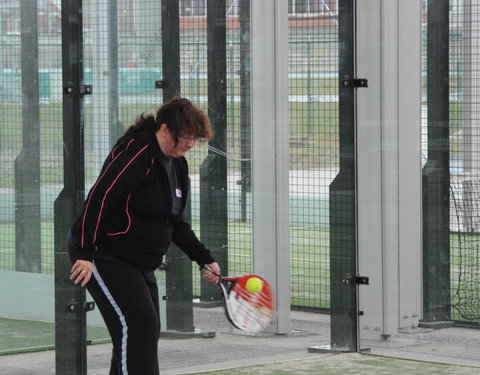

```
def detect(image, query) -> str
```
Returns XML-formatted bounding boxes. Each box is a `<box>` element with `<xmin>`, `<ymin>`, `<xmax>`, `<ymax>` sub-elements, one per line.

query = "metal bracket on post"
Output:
<box><xmin>64</xmin><ymin>83</ymin><xmax>93</xmax><ymax>96</ymax></box>
<box><xmin>80</xmin><ymin>84</ymin><xmax>93</xmax><ymax>96</ymax></box>
<box><xmin>342</xmin><ymin>77</ymin><xmax>368</xmax><ymax>88</ymax></box>
<box><xmin>343</xmin><ymin>274</ymin><xmax>370</xmax><ymax>286</ymax></box>
<box><xmin>155</xmin><ymin>79</ymin><xmax>167</xmax><ymax>89</ymax></box>
<box><xmin>66</xmin><ymin>301</ymin><xmax>96</xmax><ymax>313</ymax></box>
<box><xmin>309</xmin><ymin>274</ymin><xmax>370</xmax><ymax>353</ymax></box>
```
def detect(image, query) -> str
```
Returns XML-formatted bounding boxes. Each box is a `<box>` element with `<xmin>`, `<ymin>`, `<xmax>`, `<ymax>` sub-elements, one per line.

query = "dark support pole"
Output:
<box><xmin>421</xmin><ymin>0</ymin><xmax>451</xmax><ymax>326</ymax></box>
<box><xmin>239</xmin><ymin>0</ymin><xmax>251</xmax><ymax>222</ymax></box>
<box><xmin>54</xmin><ymin>1</ymin><xmax>87</xmax><ymax>373</ymax></box>
<box><xmin>15</xmin><ymin>0</ymin><xmax>41</xmax><ymax>273</ymax></box>
<box><xmin>199</xmin><ymin>0</ymin><xmax>228</xmax><ymax>304</ymax></box>
<box><xmin>161</xmin><ymin>0</ymin><xmax>195</xmax><ymax>333</ymax></box>
<box><xmin>328</xmin><ymin>0</ymin><xmax>358</xmax><ymax>352</ymax></box>
<box><xmin>109</xmin><ymin>0</ymin><xmax>123</xmax><ymax>147</ymax></box>
<box><xmin>161</xmin><ymin>0</ymin><xmax>181</xmax><ymax>101</ymax></box>
<box><xmin>163</xmin><ymin>195</ymin><xmax>196</xmax><ymax>335</ymax></box>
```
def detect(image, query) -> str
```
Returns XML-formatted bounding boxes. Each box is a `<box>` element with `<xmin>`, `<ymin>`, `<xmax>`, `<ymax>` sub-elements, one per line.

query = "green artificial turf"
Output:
<box><xmin>192</xmin><ymin>354</ymin><xmax>480</xmax><ymax>375</ymax></box>
<box><xmin>0</xmin><ymin>317</ymin><xmax>110</xmax><ymax>355</ymax></box>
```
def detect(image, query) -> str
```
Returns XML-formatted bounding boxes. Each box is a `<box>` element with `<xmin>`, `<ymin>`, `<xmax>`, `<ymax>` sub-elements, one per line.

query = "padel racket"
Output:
<box><xmin>202</xmin><ymin>266</ymin><xmax>275</xmax><ymax>333</ymax></box>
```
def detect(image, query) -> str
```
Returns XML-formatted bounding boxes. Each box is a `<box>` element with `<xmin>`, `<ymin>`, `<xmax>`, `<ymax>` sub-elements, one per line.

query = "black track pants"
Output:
<box><xmin>69</xmin><ymin>241</ymin><xmax>161</xmax><ymax>375</ymax></box>
<box><xmin>89</xmin><ymin>258</ymin><xmax>160</xmax><ymax>375</ymax></box>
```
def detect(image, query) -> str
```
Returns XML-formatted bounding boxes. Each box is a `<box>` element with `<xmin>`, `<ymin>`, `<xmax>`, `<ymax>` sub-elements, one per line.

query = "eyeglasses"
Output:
<box><xmin>178</xmin><ymin>135</ymin><xmax>204</xmax><ymax>142</ymax></box>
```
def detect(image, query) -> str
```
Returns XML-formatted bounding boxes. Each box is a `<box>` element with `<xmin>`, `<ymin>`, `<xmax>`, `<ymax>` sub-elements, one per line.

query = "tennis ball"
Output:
<box><xmin>246</xmin><ymin>276</ymin><xmax>263</xmax><ymax>294</ymax></box>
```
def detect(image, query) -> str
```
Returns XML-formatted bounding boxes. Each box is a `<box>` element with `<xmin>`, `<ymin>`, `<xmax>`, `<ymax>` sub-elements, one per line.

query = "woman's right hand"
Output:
<box><xmin>70</xmin><ymin>260</ymin><xmax>93</xmax><ymax>287</ymax></box>
<box><xmin>202</xmin><ymin>262</ymin><xmax>221</xmax><ymax>284</ymax></box>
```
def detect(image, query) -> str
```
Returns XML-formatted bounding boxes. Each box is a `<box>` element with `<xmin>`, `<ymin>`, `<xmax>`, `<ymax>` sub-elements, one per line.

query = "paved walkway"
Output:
<box><xmin>1</xmin><ymin>307</ymin><xmax>479</xmax><ymax>375</ymax></box>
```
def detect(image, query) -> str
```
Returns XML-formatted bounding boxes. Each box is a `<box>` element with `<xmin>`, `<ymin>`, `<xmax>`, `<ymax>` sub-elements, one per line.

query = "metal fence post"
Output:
<box><xmin>54</xmin><ymin>1</ymin><xmax>88</xmax><ymax>373</ymax></box>
<box><xmin>199</xmin><ymin>0</ymin><xmax>228</xmax><ymax>305</ymax></box>
<box><xmin>421</xmin><ymin>0</ymin><xmax>451</xmax><ymax>326</ymax></box>
<box><xmin>161</xmin><ymin>0</ymin><xmax>196</xmax><ymax>334</ymax></box>
<box><xmin>328</xmin><ymin>0</ymin><xmax>358</xmax><ymax>352</ymax></box>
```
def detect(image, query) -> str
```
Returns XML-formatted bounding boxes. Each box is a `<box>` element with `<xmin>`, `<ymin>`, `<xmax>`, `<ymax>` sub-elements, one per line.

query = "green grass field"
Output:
<box><xmin>0</xmin><ymin>219</ymin><xmax>331</xmax><ymax>308</ymax></box>
<box><xmin>0</xmin><ymin>81</ymin><xmax>339</xmax><ymax>188</ymax></box>
<box><xmin>0</xmin><ymin>217</ymin><xmax>477</xmax><ymax>315</ymax></box>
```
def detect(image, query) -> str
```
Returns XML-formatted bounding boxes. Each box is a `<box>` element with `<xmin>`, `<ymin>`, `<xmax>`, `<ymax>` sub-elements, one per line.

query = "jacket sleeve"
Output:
<box><xmin>171</xmin><ymin>217</ymin><xmax>216</xmax><ymax>267</ymax></box>
<box><xmin>170</xmin><ymin>158</ymin><xmax>216</xmax><ymax>266</ymax></box>
<box><xmin>76</xmin><ymin>139</ymin><xmax>152</xmax><ymax>261</ymax></box>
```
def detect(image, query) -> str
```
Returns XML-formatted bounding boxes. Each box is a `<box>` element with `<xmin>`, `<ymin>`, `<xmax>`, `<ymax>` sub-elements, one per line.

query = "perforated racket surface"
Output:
<box><xmin>202</xmin><ymin>268</ymin><xmax>274</xmax><ymax>333</ymax></box>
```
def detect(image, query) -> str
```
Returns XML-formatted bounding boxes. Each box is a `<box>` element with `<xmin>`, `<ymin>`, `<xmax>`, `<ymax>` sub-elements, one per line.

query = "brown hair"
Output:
<box><xmin>125</xmin><ymin>96</ymin><xmax>214</xmax><ymax>142</ymax></box>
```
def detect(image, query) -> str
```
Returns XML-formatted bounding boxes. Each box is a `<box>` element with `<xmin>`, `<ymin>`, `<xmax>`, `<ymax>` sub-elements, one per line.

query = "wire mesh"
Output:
<box><xmin>289</xmin><ymin>2</ymin><xmax>339</xmax><ymax>310</ymax></box>
<box><xmin>0</xmin><ymin>0</ymin><xmax>342</xmax><ymax>313</ymax></box>
<box><xmin>179</xmin><ymin>0</ymin><xmax>253</xmax><ymax>297</ymax></box>
<box><xmin>0</xmin><ymin>1</ymin><xmax>62</xmax><ymax>274</ymax></box>
<box><xmin>0</xmin><ymin>0</ymin><xmax>62</xmax><ymax>353</ymax></box>
<box><xmin>448</xmin><ymin>0</ymin><xmax>480</xmax><ymax>323</ymax></box>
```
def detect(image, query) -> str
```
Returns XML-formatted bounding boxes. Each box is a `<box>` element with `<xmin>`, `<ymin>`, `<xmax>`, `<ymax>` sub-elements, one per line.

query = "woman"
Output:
<box><xmin>68</xmin><ymin>96</ymin><xmax>220</xmax><ymax>374</ymax></box>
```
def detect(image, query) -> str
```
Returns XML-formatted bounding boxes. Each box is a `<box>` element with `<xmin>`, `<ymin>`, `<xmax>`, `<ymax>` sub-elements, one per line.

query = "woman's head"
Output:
<box><xmin>155</xmin><ymin>96</ymin><xmax>214</xmax><ymax>143</ymax></box>
<box><xmin>125</xmin><ymin>96</ymin><xmax>214</xmax><ymax>158</ymax></box>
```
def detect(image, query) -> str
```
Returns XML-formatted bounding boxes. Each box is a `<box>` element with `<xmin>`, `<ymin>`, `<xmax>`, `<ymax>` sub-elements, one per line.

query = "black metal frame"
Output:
<box><xmin>421</xmin><ymin>0</ymin><xmax>451</xmax><ymax>325</ymax></box>
<box><xmin>54</xmin><ymin>1</ymin><xmax>89</xmax><ymax>373</ymax></box>
<box><xmin>328</xmin><ymin>0</ymin><xmax>359</xmax><ymax>352</ymax></box>
<box><xmin>199</xmin><ymin>0</ymin><xmax>229</xmax><ymax>304</ymax></box>
<box><xmin>161</xmin><ymin>0</ymin><xmax>197</xmax><ymax>334</ymax></box>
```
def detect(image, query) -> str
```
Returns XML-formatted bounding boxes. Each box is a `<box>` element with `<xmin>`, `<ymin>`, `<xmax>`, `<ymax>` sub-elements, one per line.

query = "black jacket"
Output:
<box><xmin>69</xmin><ymin>129</ymin><xmax>215</xmax><ymax>270</ymax></box>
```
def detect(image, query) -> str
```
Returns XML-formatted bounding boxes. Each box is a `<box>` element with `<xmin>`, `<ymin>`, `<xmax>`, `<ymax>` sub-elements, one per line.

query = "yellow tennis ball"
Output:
<box><xmin>246</xmin><ymin>277</ymin><xmax>263</xmax><ymax>294</ymax></box>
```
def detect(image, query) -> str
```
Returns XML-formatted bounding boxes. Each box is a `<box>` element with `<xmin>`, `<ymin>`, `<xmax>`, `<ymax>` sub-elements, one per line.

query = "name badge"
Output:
<box><xmin>175</xmin><ymin>188</ymin><xmax>182</xmax><ymax>198</ymax></box>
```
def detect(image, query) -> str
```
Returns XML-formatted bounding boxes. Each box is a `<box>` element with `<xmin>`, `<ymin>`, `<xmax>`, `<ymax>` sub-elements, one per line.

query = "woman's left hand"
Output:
<box><xmin>70</xmin><ymin>259</ymin><xmax>93</xmax><ymax>287</ymax></box>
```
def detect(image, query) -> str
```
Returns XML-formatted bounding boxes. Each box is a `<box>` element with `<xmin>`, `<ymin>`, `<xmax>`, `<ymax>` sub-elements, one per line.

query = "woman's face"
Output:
<box><xmin>157</xmin><ymin>123</ymin><xmax>197</xmax><ymax>158</ymax></box>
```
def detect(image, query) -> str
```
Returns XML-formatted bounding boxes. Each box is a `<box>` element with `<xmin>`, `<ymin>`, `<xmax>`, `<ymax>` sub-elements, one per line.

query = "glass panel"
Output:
<box><xmin>0</xmin><ymin>0</ymin><xmax>57</xmax><ymax>354</ymax></box>
<box><xmin>450</xmin><ymin>0</ymin><xmax>480</xmax><ymax>325</ymax></box>
<box><xmin>290</xmin><ymin>0</ymin><xmax>357</xmax><ymax>351</ymax></box>
<box><xmin>419</xmin><ymin>0</ymin><xmax>480</xmax><ymax>363</ymax></box>
<box><xmin>82</xmin><ymin>0</ymin><xmax>162</xmax><ymax>343</ymax></box>
<box><xmin>427</xmin><ymin>0</ymin><xmax>480</xmax><ymax>361</ymax></box>
<box><xmin>356</xmin><ymin>0</ymin><xmax>480</xmax><ymax>366</ymax></box>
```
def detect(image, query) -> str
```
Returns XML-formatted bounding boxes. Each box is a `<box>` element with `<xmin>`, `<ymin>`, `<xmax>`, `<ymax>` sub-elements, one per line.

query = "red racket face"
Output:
<box><xmin>222</xmin><ymin>274</ymin><xmax>274</xmax><ymax>332</ymax></box>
